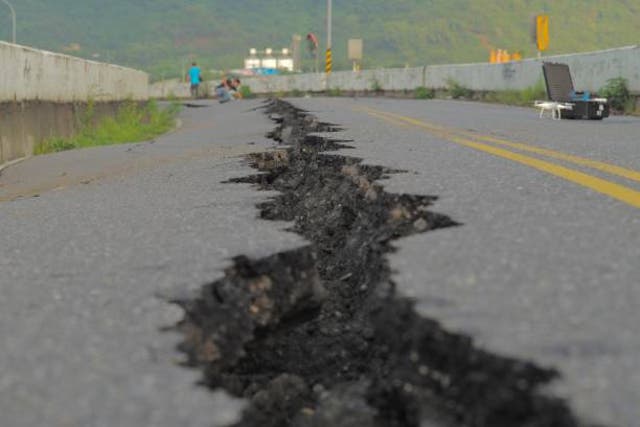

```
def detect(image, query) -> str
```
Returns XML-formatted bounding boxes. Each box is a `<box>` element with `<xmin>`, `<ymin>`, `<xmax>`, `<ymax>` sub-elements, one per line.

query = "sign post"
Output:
<box><xmin>326</xmin><ymin>0</ymin><xmax>332</xmax><ymax>74</ymax></box>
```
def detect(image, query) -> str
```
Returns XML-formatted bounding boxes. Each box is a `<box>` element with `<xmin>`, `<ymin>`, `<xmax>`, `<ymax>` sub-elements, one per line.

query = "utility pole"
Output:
<box><xmin>325</xmin><ymin>0</ymin><xmax>332</xmax><ymax>74</ymax></box>
<box><xmin>1</xmin><ymin>0</ymin><xmax>16</xmax><ymax>44</ymax></box>
<box><xmin>292</xmin><ymin>34</ymin><xmax>302</xmax><ymax>72</ymax></box>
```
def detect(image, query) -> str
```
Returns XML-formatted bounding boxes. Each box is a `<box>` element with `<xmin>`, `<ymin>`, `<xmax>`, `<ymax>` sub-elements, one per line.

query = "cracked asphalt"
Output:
<box><xmin>290</xmin><ymin>97</ymin><xmax>640</xmax><ymax>427</ymax></box>
<box><xmin>2</xmin><ymin>96</ymin><xmax>640</xmax><ymax>427</ymax></box>
<box><xmin>0</xmin><ymin>100</ymin><xmax>305</xmax><ymax>427</ymax></box>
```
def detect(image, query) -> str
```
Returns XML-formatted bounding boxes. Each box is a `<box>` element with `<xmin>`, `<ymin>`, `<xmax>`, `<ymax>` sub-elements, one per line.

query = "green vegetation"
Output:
<box><xmin>327</xmin><ymin>87</ymin><xmax>343</xmax><ymax>97</ymax></box>
<box><xmin>447</xmin><ymin>79</ymin><xmax>474</xmax><ymax>99</ymax></box>
<box><xmin>370</xmin><ymin>78</ymin><xmax>383</xmax><ymax>93</ymax></box>
<box><xmin>483</xmin><ymin>80</ymin><xmax>547</xmax><ymax>106</ymax></box>
<box><xmin>599</xmin><ymin>77</ymin><xmax>634</xmax><ymax>113</ymax></box>
<box><xmin>239</xmin><ymin>85</ymin><xmax>254</xmax><ymax>99</ymax></box>
<box><xmin>415</xmin><ymin>86</ymin><xmax>435</xmax><ymax>100</ymax></box>
<box><xmin>8</xmin><ymin>1</ymin><xmax>640</xmax><ymax>80</ymax></box>
<box><xmin>289</xmin><ymin>89</ymin><xmax>304</xmax><ymax>98</ymax></box>
<box><xmin>35</xmin><ymin>100</ymin><xmax>180</xmax><ymax>154</ymax></box>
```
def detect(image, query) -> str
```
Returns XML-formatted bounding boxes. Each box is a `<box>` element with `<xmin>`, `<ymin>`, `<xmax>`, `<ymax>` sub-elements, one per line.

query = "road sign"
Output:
<box><xmin>348</xmin><ymin>39</ymin><xmax>363</xmax><ymax>61</ymax></box>
<box><xmin>348</xmin><ymin>39</ymin><xmax>363</xmax><ymax>72</ymax></box>
<box><xmin>536</xmin><ymin>14</ymin><xmax>549</xmax><ymax>52</ymax></box>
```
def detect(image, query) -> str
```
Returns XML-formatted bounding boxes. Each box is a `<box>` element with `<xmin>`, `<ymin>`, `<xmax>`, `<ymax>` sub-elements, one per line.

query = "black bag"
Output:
<box><xmin>560</xmin><ymin>100</ymin><xmax>609</xmax><ymax>120</ymax></box>
<box><xmin>542</xmin><ymin>62</ymin><xmax>610</xmax><ymax>120</ymax></box>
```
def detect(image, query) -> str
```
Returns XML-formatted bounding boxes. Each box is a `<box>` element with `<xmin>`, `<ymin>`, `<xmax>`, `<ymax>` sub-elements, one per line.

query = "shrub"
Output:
<box><xmin>415</xmin><ymin>86</ymin><xmax>435</xmax><ymax>99</ymax></box>
<box><xmin>239</xmin><ymin>85</ymin><xmax>254</xmax><ymax>99</ymax></box>
<box><xmin>599</xmin><ymin>77</ymin><xmax>633</xmax><ymax>113</ymax></box>
<box><xmin>370</xmin><ymin>78</ymin><xmax>383</xmax><ymax>93</ymax></box>
<box><xmin>447</xmin><ymin>79</ymin><xmax>473</xmax><ymax>99</ymax></box>
<box><xmin>327</xmin><ymin>87</ymin><xmax>342</xmax><ymax>97</ymax></box>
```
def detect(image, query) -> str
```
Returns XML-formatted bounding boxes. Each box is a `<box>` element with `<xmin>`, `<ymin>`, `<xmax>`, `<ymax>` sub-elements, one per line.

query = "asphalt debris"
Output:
<box><xmin>174</xmin><ymin>100</ymin><xmax>599</xmax><ymax>427</ymax></box>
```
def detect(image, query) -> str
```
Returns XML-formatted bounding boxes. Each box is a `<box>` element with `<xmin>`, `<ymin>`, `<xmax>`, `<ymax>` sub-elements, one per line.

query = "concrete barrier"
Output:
<box><xmin>424</xmin><ymin>45</ymin><xmax>640</xmax><ymax>93</ymax></box>
<box><xmin>150</xmin><ymin>45</ymin><xmax>640</xmax><ymax>98</ymax></box>
<box><xmin>149</xmin><ymin>78</ymin><xmax>191</xmax><ymax>99</ymax></box>
<box><xmin>1</xmin><ymin>41</ymin><xmax>149</xmax><ymax>165</ymax></box>
<box><xmin>0</xmin><ymin>102</ymin><xmax>122</xmax><ymax>166</ymax></box>
<box><xmin>0</xmin><ymin>41</ymin><xmax>148</xmax><ymax>103</ymax></box>
<box><xmin>241</xmin><ymin>69</ymin><xmax>426</xmax><ymax>94</ymax></box>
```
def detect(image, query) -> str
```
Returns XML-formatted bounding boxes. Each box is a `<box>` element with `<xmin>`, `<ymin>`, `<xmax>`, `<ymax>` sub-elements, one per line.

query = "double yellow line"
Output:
<box><xmin>360</xmin><ymin>107</ymin><xmax>640</xmax><ymax>210</ymax></box>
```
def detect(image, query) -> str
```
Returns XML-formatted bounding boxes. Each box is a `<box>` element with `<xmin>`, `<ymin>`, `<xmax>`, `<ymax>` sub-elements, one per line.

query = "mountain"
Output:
<box><xmin>3</xmin><ymin>0</ymin><xmax>639</xmax><ymax>79</ymax></box>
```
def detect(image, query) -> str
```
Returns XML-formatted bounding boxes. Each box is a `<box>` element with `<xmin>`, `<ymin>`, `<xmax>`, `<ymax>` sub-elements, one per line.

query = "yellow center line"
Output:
<box><xmin>364</xmin><ymin>110</ymin><xmax>415</xmax><ymax>131</ymax></box>
<box><xmin>358</xmin><ymin>107</ymin><xmax>640</xmax><ymax>209</ymax></box>
<box><xmin>365</xmin><ymin>107</ymin><xmax>640</xmax><ymax>184</ymax></box>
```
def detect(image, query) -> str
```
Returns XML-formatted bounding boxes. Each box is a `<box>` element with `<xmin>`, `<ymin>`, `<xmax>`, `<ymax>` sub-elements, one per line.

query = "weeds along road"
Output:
<box><xmin>290</xmin><ymin>97</ymin><xmax>640</xmax><ymax>427</ymax></box>
<box><xmin>1</xmin><ymin>97</ymin><xmax>639</xmax><ymax>426</ymax></box>
<box><xmin>0</xmin><ymin>100</ymin><xmax>307</xmax><ymax>427</ymax></box>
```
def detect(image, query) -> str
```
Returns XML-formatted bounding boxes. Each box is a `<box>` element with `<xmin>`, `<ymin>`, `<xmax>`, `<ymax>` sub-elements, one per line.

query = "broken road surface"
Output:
<box><xmin>2</xmin><ymin>97</ymin><xmax>640</xmax><ymax>427</ymax></box>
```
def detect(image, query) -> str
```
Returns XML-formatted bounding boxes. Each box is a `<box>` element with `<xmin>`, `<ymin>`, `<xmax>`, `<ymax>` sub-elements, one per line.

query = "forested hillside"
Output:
<box><xmin>2</xmin><ymin>0</ymin><xmax>639</xmax><ymax>79</ymax></box>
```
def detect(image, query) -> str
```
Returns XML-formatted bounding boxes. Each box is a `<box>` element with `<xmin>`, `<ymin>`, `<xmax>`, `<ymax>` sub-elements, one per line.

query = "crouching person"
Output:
<box><xmin>230</xmin><ymin>78</ymin><xmax>243</xmax><ymax>100</ymax></box>
<box><xmin>215</xmin><ymin>79</ymin><xmax>232</xmax><ymax>103</ymax></box>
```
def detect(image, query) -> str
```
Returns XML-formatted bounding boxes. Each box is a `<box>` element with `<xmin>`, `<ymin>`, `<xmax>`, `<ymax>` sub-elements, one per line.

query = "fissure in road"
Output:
<box><xmin>173</xmin><ymin>100</ymin><xmax>597</xmax><ymax>427</ymax></box>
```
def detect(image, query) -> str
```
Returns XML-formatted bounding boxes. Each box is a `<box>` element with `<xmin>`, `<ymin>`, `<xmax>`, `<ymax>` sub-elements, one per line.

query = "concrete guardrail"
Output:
<box><xmin>1</xmin><ymin>41</ymin><xmax>149</xmax><ymax>166</ymax></box>
<box><xmin>150</xmin><ymin>45</ymin><xmax>640</xmax><ymax>98</ymax></box>
<box><xmin>0</xmin><ymin>41</ymin><xmax>148</xmax><ymax>103</ymax></box>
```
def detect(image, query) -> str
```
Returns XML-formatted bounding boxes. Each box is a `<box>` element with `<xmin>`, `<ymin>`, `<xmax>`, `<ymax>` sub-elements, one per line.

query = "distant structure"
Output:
<box><xmin>244</xmin><ymin>47</ymin><xmax>295</xmax><ymax>75</ymax></box>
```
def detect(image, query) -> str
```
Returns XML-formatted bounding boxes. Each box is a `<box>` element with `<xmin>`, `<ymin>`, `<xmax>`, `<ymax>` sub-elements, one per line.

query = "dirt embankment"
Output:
<box><xmin>173</xmin><ymin>100</ymin><xmax>596</xmax><ymax>427</ymax></box>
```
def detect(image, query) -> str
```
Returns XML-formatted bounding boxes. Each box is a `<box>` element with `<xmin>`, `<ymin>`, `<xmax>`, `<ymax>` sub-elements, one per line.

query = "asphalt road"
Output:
<box><xmin>0</xmin><ymin>100</ymin><xmax>306</xmax><ymax>427</ymax></box>
<box><xmin>2</xmin><ymin>96</ymin><xmax>639</xmax><ymax>427</ymax></box>
<box><xmin>291</xmin><ymin>97</ymin><xmax>640</xmax><ymax>427</ymax></box>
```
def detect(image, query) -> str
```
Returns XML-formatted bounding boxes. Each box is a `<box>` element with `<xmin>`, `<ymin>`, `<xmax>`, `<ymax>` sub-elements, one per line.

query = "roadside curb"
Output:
<box><xmin>0</xmin><ymin>156</ymin><xmax>29</xmax><ymax>175</ymax></box>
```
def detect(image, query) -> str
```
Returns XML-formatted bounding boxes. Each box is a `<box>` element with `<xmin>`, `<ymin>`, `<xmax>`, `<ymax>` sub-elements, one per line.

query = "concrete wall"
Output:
<box><xmin>0</xmin><ymin>41</ymin><xmax>149</xmax><ymax>102</ymax></box>
<box><xmin>1</xmin><ymin>41</ymin><xmax>149</xmax><ymax>165</ymax></box>
<box><xmin>0</xmin><ymin>102</ymin><xmax>120</xmax><ymax>165</ymax></box>
<box><xmin>243</xmin><ymin>68</ymin><xmax>427</xmax><ymax>94</ymax></box>
<box><xmin>150</xmin><ymin>45</ymin><xmax>640</xmax><ymax>98</ymax></box>
<box><xmin>424</xmin><ymin>45</ymin><xmax>640</xmax><ymax>93</ymax></box>
<box><xmin>149</xmin><ymin>79</ymin><xmax>191</xmax><ymax>99</ymax></box>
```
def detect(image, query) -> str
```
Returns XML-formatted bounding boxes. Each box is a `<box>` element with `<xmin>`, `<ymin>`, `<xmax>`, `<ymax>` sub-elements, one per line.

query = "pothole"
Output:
<box><xmin>173</xmin><ymin>100</ymin><xmax>597</xmax><ymax>427</ymax></box>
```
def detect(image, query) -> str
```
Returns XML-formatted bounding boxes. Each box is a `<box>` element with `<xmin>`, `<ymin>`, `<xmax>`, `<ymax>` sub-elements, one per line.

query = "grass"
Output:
<box><xmin>269</xmin><ymin>77</ymin><xmax>637</xmax><ymax>115</ymax></box>
<box><xmin>289</xmin><ymin>89</ymin><xmax>304</xmax><ymax>98</ymax></box>
<box><xmin>415</xmin><ymin>86</ymin><xmax>435</xmax><ymax>99</ymax></box>
<box><xmin>483</xmin><ymin>78</ymin><xmax>637</xmax><ymax>114</ymax></box>
<box><xmin>483</xmin><ymin>80</ymin><xmax>547</xmax><ymax>106</ymax></box>
<box><xmin>35</xmin><ymin>100</ymin><xmax>180</xmax><ymax>154</ymax></box>
<box><xmin>444</xmin><ymin>79</ymin><xmax>546</xmax><ymax>106</ymax></box>
<box><xmin>327</xmin><ymin>87</ymin><xmax>343</xmax><ymax>97</ymax></box>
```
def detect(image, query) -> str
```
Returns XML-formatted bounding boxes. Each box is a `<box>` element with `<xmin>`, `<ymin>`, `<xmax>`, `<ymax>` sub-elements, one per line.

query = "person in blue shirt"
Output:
<box><xmin>187</xmin><ymin>62</ymin><xmax>202</xmax><ymax>98</ymax></box>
